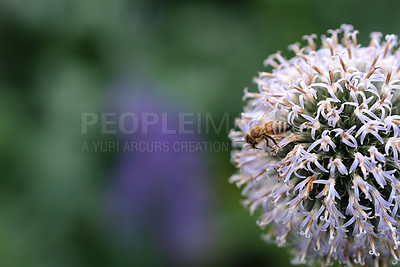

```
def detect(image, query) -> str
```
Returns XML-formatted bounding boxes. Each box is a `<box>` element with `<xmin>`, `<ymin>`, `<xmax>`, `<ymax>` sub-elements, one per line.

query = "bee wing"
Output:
<box><xmin>243</xmin><ymin>110</ymin><xmax>270</xmax><ymax>131</ymax></box>
<box><xmin>256</xmin><ymin>110</ymin><xmax>270</xmax><ymax>126</ymax></box>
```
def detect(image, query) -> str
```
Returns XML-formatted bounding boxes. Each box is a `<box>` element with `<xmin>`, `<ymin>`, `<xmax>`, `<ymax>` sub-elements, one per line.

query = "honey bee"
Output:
<box><xmin>245</xmin><ymin>115</ymin><xmax>292</xmax><ymax>150</ymax></box>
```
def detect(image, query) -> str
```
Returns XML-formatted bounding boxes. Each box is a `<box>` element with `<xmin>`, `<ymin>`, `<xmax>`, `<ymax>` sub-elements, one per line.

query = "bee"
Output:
<box><xmin>245</xmin><ymin>114</ymin><xmax>292</xmax><ymax>150</ymax></box>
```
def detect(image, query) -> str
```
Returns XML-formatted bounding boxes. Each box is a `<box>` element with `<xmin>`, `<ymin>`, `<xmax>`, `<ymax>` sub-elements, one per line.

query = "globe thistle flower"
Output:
<box><xmin>229</xmin><ymin>25</ymin><xmax>400</xmax><ymax>266</ymax></box>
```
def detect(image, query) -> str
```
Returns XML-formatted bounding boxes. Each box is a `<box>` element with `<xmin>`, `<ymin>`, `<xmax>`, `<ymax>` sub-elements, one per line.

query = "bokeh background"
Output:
<box><xmin>2</xmin><ymin>0</ymin><xmax>400</xmax><ymax>266</ymax></box>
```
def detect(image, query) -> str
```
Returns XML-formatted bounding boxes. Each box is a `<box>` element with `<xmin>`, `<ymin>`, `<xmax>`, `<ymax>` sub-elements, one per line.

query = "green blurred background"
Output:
<box><xmin>1</xmin><ymin>0</ymin><xmax>400</xmax><ymax>266</ymax></box>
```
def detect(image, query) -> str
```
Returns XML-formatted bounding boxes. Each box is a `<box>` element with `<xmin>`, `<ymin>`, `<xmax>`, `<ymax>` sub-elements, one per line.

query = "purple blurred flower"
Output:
<box><xmin>105</xmin><ymin>83</ymin><xmax>213</xmax><ymax>265</ymax></box>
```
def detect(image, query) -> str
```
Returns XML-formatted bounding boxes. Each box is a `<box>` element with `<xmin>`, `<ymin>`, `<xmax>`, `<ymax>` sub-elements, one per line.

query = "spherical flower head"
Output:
<box><xmin>229</xmin><ymin>24</ymin><xmax>400</xmax><ymax>266</ymax></box>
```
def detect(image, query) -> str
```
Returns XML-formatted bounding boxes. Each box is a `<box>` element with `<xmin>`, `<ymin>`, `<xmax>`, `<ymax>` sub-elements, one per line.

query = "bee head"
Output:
<box><xmin>245</xmin><ymin>134</ymin><xmax>258</xmax><ymax>149</ymax></box>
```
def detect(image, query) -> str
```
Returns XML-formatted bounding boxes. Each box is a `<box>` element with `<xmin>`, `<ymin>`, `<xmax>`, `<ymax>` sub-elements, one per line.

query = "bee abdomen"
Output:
<box><xmin>270</xmin><ymin>121</ymin><xmax>291</xmax><ymax>134</ymax></box>
<box><xmin>267</xmin><ymin>121</ymin><xmax>276</xmax><ymax>135</ymax></box>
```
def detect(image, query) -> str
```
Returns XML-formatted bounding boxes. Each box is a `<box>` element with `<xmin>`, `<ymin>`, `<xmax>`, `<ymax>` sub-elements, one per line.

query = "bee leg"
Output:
<box><xmin>263</xmin><ymin>134</ymin><xmax>281</xmax><ymax>150</ymax></box>
<box><xmin>264</xmin><ymin>139</ymin><xmax>274</xmax><ymax>150</ymax></box>
<box><xmin>250</xmin><ymin>143</ymin><xmax>262</xmax><ymax>150</ymax></box>
<box><xmin>261</xmin><ymin>139</ymin><xmax>276</xmax><ymax>154</ymax></box>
